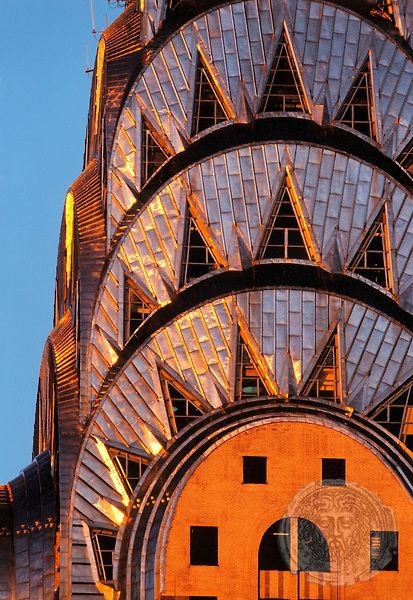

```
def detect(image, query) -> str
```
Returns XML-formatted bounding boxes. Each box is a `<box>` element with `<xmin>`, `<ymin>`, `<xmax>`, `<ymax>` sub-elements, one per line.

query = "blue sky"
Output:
<box><xmin>0</xmin><ymin>2</ymin><xmax>123</xmax><ymax>482</ymax></box>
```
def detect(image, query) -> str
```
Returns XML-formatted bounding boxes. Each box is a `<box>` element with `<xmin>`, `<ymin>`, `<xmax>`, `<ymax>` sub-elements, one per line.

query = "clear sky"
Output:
<box><xmin>0</xmin><ymin>1</ymin><xmax>123</xmax><ymax>482</ymax></box>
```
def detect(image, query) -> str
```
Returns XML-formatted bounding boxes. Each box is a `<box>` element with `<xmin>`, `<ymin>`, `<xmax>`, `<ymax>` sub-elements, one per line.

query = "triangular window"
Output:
<box><xmin>191</xmin><ymin>53</ymin><xmax>229</xmax><ymax>136</ymax></box>
<box><xmin>259</xmin><ymin>30</ymin><xmax>307</xmax><ymax>113</ymax></box>
<box><xmin>90</xmin><ymin>529</ymin><xmax>117</xmax><ymax>582</ymax></box>
<box><xmin>258</xmin><ymin>178</ymin><xmax>310</xmax><ymax>260</ymax></box>
<box><xmin>336</xmin><ymin>58</ymin><xmax>376</xmax><ymax>139</ymax></box>
<box><xmin>349</xmin><ymin>213</ymin><xmax>391</xmax><ymax>289</ymax></box>
<box><xmin>397</xmin><ymin>137</ymin><xmax>413</xmax><ymax>175</ymax></box>
<box><xmin>371</xmin><ymin>386</ymin><xmax>413</xmax><ymax>451</ymax></box>
<box><xmin>141</xmin><ymin>117</ymin><xmax>169</xmax><ymax>185</ymax></box>
<box><xmin>180</xmin><ymin>211</ymin><xmax>218</xmax><ymax>285</ymax></box>
<box><xmin>162</xmin><ymin>379</ymin><xmax>204</xmax><ymax>435</ymax></box>
<box><xmin>235</xmin><ymin>335</ymin><xmax>269</xmax><ymax>400</ymax></box>
<box><xmin>111</xmin><ymin>451</ymin><xmax>148</xmax><ymax>496</ymax></box>
<box><xmin>302</xmin><ymin>331</ymin><xmax>341</xmax><ymax>403</ymax></box>
<box><xmin>124</xmin><ymin>278</ymin><xmax>153</xmax><ymax>341</ymax></box>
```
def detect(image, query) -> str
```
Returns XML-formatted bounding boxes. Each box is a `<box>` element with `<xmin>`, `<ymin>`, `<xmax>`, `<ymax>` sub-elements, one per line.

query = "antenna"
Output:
<box><xmin>90</xmin><ymin>0</ymin><xmax>97</xmax><ymax>35</ymax></box>
<box><xmin>85</xmin><ymin>45</ymin><xmax>94</xmax><ymax>75</ymax></box>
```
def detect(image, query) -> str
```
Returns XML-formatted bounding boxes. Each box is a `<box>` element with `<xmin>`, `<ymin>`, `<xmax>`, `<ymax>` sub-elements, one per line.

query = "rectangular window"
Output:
<box><xmin>370</xmin><ymin>531</ymin><xmax>398</xmax><ymax>571</ymax></box>
<box><xmin>190</xmin><ymin>526</ymin><xmax>218</xmax><ymax>565</ymax></box>
<box><xmin>243</xmin><ymin>456</ymin><xmax>267</xmax><ymax>483</ymax></box>
<box><xmin>322</xmin><ymin>458</ymin><xmax>345</xmax><ymax>486</ymax></box>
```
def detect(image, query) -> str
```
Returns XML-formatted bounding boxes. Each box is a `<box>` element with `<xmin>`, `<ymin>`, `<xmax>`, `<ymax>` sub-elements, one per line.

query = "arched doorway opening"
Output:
<box><xmin>258</xmin><ymin>517</ymin><xmax>330</xmax><ymax>599</ymax></box>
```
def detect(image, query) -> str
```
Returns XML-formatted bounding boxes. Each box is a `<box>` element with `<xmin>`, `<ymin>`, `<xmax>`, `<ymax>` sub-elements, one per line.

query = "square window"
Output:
<box><xmin>243</xmin><ymin>456</ymin><xmax>267</xmax><ymax>484</ymax></box>
<box><xmin>190</xmin><ymin>526</ymin><xmax>218</xmax><ymax>565</ymax></box>
<box><xmin>370</xmin><ymin>531</ymin><xmax>398</xmax><ymax>571</ymax></box>
<box><xmin>322</xmin><ymin>458</ymin><xmax>345</xmax><ymax>486</ymax></box>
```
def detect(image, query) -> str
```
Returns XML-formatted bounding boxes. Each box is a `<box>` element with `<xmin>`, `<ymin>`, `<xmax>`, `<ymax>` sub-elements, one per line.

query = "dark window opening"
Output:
<box><xmin>302</xmin><ymin>331</ymin><xmax>341</xmax><ymax>403</ymax></box>
<box><xmin>397</xmin><ymin>137</ymin><xmax>413</xmax><ymax>175</ymax></box>
<box><xmin>91</xmin><ymin>530</ymin><xmax>117</xmax><ymax>582</ymax></box>
<box><xmin>112</xmin><ymin>451</ymin><xmax>148</xmax><ymax>495</ymax></box>
<box><xmin>258</xmin><ymin>181</ymin><xmax>310</xmax><ymax>260</ymax></box>
<box><xmin>349</xmin><ymin>215</ymin><xmax>390</xmax><ymax>289</ymax></box>
<box><xmin>336</xmin><ymin>58</ymin><xmax>376</xmax><ymax>139</ymax></box>
<box><xmin>190</xmin><ymin>526</ymin><xmax>218</xmax><ymax>565</ymax></box>
<box><xmin>141</xmin><ymin>117</ymin><xmax>169</xmax><ymax>185</ymax></box>
<box><xmin>191</xmin><ymin>54</ymin><xmax>229</xmax><ymax>136</ymax></box>
<box><xmin>235</xmin><ymin>336</ymin><xmax>269</xmax><ymax>400</ymax></box>
<box><xmin>371</xmin><ymin>385</ymin><xmax>413</xmax><ymax>450</ymax></box>
<box><xmin>243</xmin><ymin>456</ymin><xmax>267</xmax><ymax>484</ymax></box>
<box><xmin>181</xmin><ymin>212</ymin><xmax>217</xmax><ymax>285</ymax></box>
<box><xmin>370</xmin><ymin>531</ymin><xmax>398</xmax><ymax>571</ymax></box>
<box><xmin>259</xmin><ymin>518</ymin><xmax>330</xmax><ymax>573</ymax></box>
<box><xmin>259</xmin><ymin>518</ymin><xmax>291</xmax><ymax>571</ymax></box>
<box><xmin>124</xmin><ymin>278</ymin><xmax>152</xmax><ymax>341</ymax></box>
<box><xmin>259</xmin><ymin>30</ymin><xmax>307</xmax><ymax>113</ymax></box>
<box><xmin>322</xmin><ymin>458</ymin><xmax>346</xmax><ymax>486</ymax></box>
<box><xmin>163</xmin><ymin>380</ymin><xmax>204</xmax><ymax>435</ymax></box>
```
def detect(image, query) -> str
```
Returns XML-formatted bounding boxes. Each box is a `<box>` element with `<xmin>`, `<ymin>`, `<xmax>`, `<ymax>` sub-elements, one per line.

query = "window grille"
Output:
<box><xmin>180</xmin><ymin>213</ymin><xmax>217</xmax><ymax>285</ymax></box>
<box><xmin>349</xmin><ymin>215</ymin><xmax>391</xmax><ymax>289</ymax></box>
<box><xmin>258</xmin><ymin>181</ymin><xmax>310</xmax><ymax>260</ymax></box>
<box><xmin>141</xmin><ymin>117</ymin><xmax>169</xmax><ymax>185</ymax></box>
<box><xmin>397</xmin><ymin>137</ymin><xmax>413</xmax><ymax>175</ymax></box>
<box><xmin>163</xmin><ymin>380</ymin><xmax>203</xmax><ymax>435</ymax></box>
<box><xmin>302</xmin><ymin>332</ymin><xmax>341</xmax><ymax>403</ymax></box>
<box><xmin>191</xmin><ymin>54</ymin><xmax>229</xmax><ymax>136</ymax></box>
<box><xmin>112</xmin><ymin>451</ymin><xmax>148</xmax><ymax>495</ymax></box>
<box><xmin>91</xmin><ymin>530</ymin><xmax>117</xmax><ymax>582</ymax></box>
<box><xmin>336</xmin><ymin>58</ymin><xmax>376</xmax><ymax>139</ymax></box>
<box><xmin>124</xmin><ymin>278</ymin><xmax>152</xmax><ymax>341</ymax></box>
<box><xmin>235</xmin><ymin>337</ymin><xmax>269</xmax><ymax>400</ymax></box>
<box><xmin>260</xmin><ymin>31</ymin><xmax>307</xmax><ymax>113</ymax></box>
<box><xmin>370</xmin><ymin>385</ymin><xmax>413</xmax><ymax>450</ymax></box>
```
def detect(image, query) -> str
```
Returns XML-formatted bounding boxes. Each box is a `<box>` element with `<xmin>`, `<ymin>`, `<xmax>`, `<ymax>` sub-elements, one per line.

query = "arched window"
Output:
<box><xmin>258</xmin><ymin>517</ymin><xmax>329</xmax><ymax>599</ymax></box>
